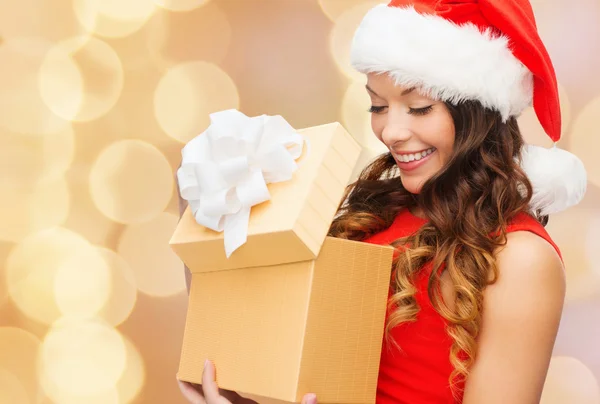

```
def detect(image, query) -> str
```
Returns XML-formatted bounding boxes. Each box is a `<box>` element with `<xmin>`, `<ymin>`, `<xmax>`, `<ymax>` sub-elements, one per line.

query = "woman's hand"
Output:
<box><xmin>177</xmin><ymin>360</ymin><xmax>318</xmax><ymax>404</ymax></box>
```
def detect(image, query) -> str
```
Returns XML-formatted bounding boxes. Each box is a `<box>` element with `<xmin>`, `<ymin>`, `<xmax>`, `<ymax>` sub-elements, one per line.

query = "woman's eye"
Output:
<box><xmin>368</xmin><ymin>105</ymin><xmax>387</xmax><ymax>113</ymax></box>
<box><xmin>409</xmin><ymin>106</ymin><xmax>433</xmax><ymax>116</ymax></box>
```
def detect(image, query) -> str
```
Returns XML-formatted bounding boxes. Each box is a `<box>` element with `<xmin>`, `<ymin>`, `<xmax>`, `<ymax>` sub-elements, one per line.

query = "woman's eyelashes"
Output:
<box><xmin>367</xmin><ymin>105</ymin><xmax>434</xmax><ymax>115</ymax></box>
<box><xmin>368</xmin><ymin>105</ymin><xmax>387</xmax><ymax>113</ymax></box>
<box><xmin>409</xmin><ymin>105</ymin><xmax>433</xmax><ymax>116</ymax></box>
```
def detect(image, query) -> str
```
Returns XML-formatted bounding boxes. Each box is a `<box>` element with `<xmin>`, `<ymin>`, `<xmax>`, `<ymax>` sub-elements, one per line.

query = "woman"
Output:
<box><xmin>179</xmin><ymin>0</ymin><xmax>587</xmax><ymax>403</ymax></box>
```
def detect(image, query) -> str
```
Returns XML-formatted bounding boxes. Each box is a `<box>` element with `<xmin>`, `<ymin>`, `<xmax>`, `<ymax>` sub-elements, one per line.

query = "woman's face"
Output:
<box><xmin>367</xmin><ymin>72</ymin><xmax>456</xmax><ymax>194</ymax></box>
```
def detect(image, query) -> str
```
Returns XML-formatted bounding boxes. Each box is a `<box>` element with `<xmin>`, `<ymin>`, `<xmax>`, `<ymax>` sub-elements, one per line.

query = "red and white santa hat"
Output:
<box><xmin>350</xmin><ymin>0</ymin><xmax>587</xmax><ymax>215</ymax></box>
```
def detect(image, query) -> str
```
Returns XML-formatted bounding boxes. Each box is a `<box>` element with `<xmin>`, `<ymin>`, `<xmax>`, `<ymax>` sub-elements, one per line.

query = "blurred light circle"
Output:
<box><xmin>0</xmin><ymin>37</ymin><xmax>70</xmax><ymax>135</ymax></box>
<box><xmin>147</xmin><ymin>3</ymin><xmax>231</xmax><ymax>71</ymax></box>
<box><xmin>6</xmin><ymin>228</ymin><xmax>91</xmax><ymax>325</ymax></box>
<box><xmin>54</xmin><ymin>247</ymin><xmax>112</xmax><ymax>320</ymax></box>
<box><xmin>154</xmin><ymin>0</ymin><xmax>211</xmax><ymax>11</ymax></box>
<box><xmin>546</xmin><ymin>208</ymin><xmax>600</xmax><ymax>302</ymax></box>
<box><xmin>569</xmin><ymin>95</ymin><xmax>600</xmax><ymax>187</ymax></box>
<box><xmin>0</xmin><ymin>369</ymin><xmax>29</xmax><ymax>404</ymax></box>
<box><xmin>318</xmin><ymin>0</ymin><xmax>378</xmax><ymax>22</ymax></box>
<box><xmin>0</xmin><ymin>0</ymin><xmax>83</xmax><ymax>42</ymax></box>
<box><xmin>40</xmin><ymin>318</ymin><xmax>126</xmax><ymax>396</ymax></box>
<box><xmin>38</xmin><ymin>40</ymin><xmax>84</xmax><ymax>124</ymax></box>
<box><xmin>341</xmin><ymin>78</ymin><xmax>388</xmax><ymax>153</ymax></box>
<box><xmin>96</xmin><ymin>248</ymin><xmax>138</xmax><ymax>327</ymax></box>
<box><xmin>118</xmin><ymin>212</ymin><xmax>186</xmax><ymax>297</ymax></box>
<box><xmin>585</xmin><ymin>213</ymin><xmax>600</xmax><ymax>286</ymax></box>
<box><xmin>329</xmin><ymin>1</ymin><xmax>381</xmax><ymax>80</ymax></box>
<box><xmin>540</xmin><ymin>356</ymin><xmax>600</xmax><ymax>404</ymax></box>
<box><xmin>73</xmin><ymin>0</ymin><xmax>156</xmax><ymax>38</ymax></box>
<box><xmin>0</xmin><ymin>327</ymin><xmax>41</xmax><ymax>404</ymax></box>
<box><xmin>0</xmin><ymin>124</ymin><xmax>75</xmax><ymax>187</ymax></box>
<box><xmin>64</xmin><ymin>162</ymin><xmax>118</xmax><ymax>246</ymax></box>
<box><xmin>89</xmin><ymin>139</ymin><xmax>173</xmax><ymax>224</ymax></box>
<box><xmin>154</xmin><ymin>61</ymin><xmax>239</xmax><ymax>143</ymax></box>
<box><xmin>39</xmin><ymin>36</ymin><xmax>124</xmax><ymax>122</ymax></box>
<box><xmin>518</xmin><ymin>83</ymin><xmax>571</xmax><ymax>147</ymax></box>
<box><xmin>0</xmin><ymin>177</ymin><xmax>70</xmax><ymax>243</ymax></box>
<box><xmin>116</xmin><ymin>336</ymin><xmax>146</xmax><ymax>403</ymax></box>
<box><xmin>39</xmin><ymin>380</ymin><xmax>119</xmax><ymax>404</ymax></box>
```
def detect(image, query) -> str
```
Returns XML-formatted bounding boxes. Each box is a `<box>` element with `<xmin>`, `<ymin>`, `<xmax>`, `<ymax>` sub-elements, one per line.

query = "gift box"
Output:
<box><xmin>170</xmin><ymin>111</ymin><xmax>394</xmax><ymax>403</ymax></box>
<box><xmin>170</xmin><ymin>113</ymin><xmax>364</xmax><ymax>273</ymax></box>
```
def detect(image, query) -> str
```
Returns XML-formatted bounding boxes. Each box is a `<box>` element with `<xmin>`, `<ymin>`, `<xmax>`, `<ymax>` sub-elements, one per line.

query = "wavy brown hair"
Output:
<box><xmin>328</xmin><ymin>100</ymin><xmax>545</xmax><ymax>392</ymax></box>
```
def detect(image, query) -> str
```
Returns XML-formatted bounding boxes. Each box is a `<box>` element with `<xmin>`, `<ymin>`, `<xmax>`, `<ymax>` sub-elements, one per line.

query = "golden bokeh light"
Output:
<box><xmin>518</xmin><ymin>83</ymin><xmax>571</xmax><ymax>147</ymax></box>
<box><xmin>541</xmin><ymin>356</ymin><xmax>600</xmax><ymax>404</ymax></box>
<box><xmin>117</xmin><ymin>212</ymin><xmax>186</xmax><ymax>297</ymax></box>
<box><xmin>153</xmin><ymin>61</ymin><xmax>239</xmax><ymax>143</ymax></box>
<box><xmin>89</xmin><ymin>139</ymin><xmax>174</xmax><ymax>224</ymax></box>
<box><xmin>341</xmin><ymin>78</ymin><xmax>388</xmax><ymax>153</ymax></box>
<box><xmin>0</xmin><ymin>177</ymin><xmax>70</xmax><ymax>243</ymax></box>
<box><xmin>6</xmin><ymin>228</ymin><xmax>91</xmax><ymax>325</ymax></box>
<box><xmin>0</xmin><ymin>124</ymin><xmax>75</xmax><ymax>186</ymax></box>
<box><xmin>63</xmin><ymin>170</ymin><xmax>118</xmax><ymax>246</ymax></box>
<box><xmin>54</xmin><ymin>247</ymin><xmax>112</xmax><ymax>321</ymax></box>
<box><xmin>73</xmin><ymin>0</ymin><xmax>156</xmax><ymax>39</ymax></box>
<box><xmin>0</xmin><ymin>37</ymin><xmax>70</xmax><ymax>135</ymax></box>
<box><xmin>0</xmin><ymin>369</ymin><xmax>29</xmax><ymax>404</ymax></box>
<box><xmin>0</xmin><ymin>0</ymin><xmax>83</xmax><ymax>42</ymax></box>
<box><xmin>569</xmin><ymin>95</ymin><xmax>600</xmax><ymax>187</ymax></box>
<box><xmin>39</xmin><ymin>381</ymin><xmax>119</xmax><ymax>404</ymax></box>
<box><xmin>39</xmin><ymin>36</ymin><xmax>124</xmax><ymax>122</ymax></box>
<box><xmin>38</xmin><ymin>40</ymin><xmax>84</xmax><ymax>125</ymax></box>
<box><xmin>147</xmin><ymin>2</ymin><xmax>231</xmax><ymax>70</ymax></box>
<box><xmin>40</xmin><ymin>318</ymin><xmax>126</xmax><ymax>397</ymax></box>
<box><xmin>546</xmin><ymin>208</ymin><xmax>600</xmax><ymax>302</ymax></box>
<box><xmin>0</xmin><ymin>327</ymin><xmax>41</xmax><ymax>404</ymax></box>
<box><xmin>154</xmin><ymin>0</ymin><xmax>211</xmax><ymax>12</ymax></box>
<box><xmin>96</xmin><ymin>248</ymin><xmax>138</xmax><ymax>327</ymax></box>
<box><xmin>116</xmin><ymin>336</ymin><xmax>146</xmax><ymax>403</ymax></box>
<box><xmin>329</xmin><ymin>1</ymin><xmax>381</xmax><ymax>80</ymax></box>
<box><xmin>585</xmin><ymin>213</ymin><xmax>600</xmax><ymax>284</ymax></box>
<box><xmin>319</xmin><ymin>0</ymin><xmax>379</xmax><ymax>22</ymax></box>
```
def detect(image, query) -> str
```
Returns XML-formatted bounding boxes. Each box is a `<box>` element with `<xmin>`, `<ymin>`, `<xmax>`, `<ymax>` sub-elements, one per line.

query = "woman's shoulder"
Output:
<box><xmin>504</xmin><ymin>211</ymin><xmax>562</xmax><ymax>261</ymax></box>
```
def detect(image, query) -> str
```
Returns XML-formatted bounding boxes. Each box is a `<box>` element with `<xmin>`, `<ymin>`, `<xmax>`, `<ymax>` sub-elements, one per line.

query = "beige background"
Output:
<box><xmin>0</xmin><ymin>0</ymin><xmax>598</xmax><ymax>403</ymax></box>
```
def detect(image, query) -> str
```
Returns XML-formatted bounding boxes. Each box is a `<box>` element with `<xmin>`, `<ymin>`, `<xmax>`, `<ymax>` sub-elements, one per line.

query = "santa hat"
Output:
<box><xmin>350</xmin><ymin>0</ymin><xmax>587</xmax><ymax>215</ymax></box>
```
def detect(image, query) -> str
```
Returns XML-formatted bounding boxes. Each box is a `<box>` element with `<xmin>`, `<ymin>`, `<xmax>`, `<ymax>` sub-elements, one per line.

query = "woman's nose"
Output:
<box><xmin>380</xmin><ymin>115</ymin><xmax>412</xmax><ymax>147</ymax></box>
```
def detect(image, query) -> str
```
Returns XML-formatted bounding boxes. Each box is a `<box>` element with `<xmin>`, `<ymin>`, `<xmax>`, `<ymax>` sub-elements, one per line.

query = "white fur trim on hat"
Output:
<box><xmin>350</xmin><ymin>4</ymin><xmax>533</xmax><ymax>120</ymax></box>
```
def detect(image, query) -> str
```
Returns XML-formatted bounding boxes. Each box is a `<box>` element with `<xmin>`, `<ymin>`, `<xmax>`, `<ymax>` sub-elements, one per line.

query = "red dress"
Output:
<box><xmin>364</xmin><ymin>209</ymin><xmax>561</xmax><ymax>404</ymax></box>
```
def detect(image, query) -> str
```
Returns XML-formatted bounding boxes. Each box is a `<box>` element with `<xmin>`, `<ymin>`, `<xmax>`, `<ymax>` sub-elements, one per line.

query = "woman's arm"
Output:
<box><xmin>462</xmin><ymin>231</ymin><xmax>565</xmax><ymax>404</ymax></box>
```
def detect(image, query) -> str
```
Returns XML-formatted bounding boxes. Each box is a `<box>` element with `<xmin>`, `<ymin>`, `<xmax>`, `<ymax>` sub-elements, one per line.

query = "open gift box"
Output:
<box><xmin>170</xmin><ymin>112</ymin><xmax>394</xmax><ymax>404</ymax></box>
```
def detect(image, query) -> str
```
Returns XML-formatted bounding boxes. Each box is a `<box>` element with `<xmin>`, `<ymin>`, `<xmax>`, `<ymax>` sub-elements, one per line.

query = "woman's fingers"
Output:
<box><xmin>202</xmin><ymin>360</ymin><xmax>226</xmax><ymax>403</ymax></box>
<box><xmin>301</xmin><ymin>393</ymin><xmax>317</xmax><ymax>404</ymax></box>
<box><xmin>177</xmin><ymin>379</ymin><xmax>207</xmax><ymax>404</ymax></box>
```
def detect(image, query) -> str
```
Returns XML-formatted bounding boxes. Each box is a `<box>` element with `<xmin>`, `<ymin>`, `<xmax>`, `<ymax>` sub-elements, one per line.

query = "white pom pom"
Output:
<box><xmin>520</xmin><ymin>144</ymin><xmax>587</xmax><ymax>215</ymax></box>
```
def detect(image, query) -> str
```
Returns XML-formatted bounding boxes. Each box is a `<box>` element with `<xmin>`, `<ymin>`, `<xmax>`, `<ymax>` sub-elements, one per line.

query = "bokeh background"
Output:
<box><xmin>0</xmin><ymin>0</ymin><xmax>599</xmax><ymax>403</ymax></box>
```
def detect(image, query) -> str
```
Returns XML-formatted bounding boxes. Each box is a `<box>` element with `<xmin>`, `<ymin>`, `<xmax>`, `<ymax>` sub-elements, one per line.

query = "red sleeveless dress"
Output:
<box><xmin>364</xmin><ymin>209</ymin><xmax>561</xmax><ymax>404</ymax></box>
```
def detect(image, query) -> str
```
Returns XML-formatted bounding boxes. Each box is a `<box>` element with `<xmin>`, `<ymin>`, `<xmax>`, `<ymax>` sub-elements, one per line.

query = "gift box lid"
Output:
<box><xmin>169</xmin><ymin>121</ymin><xmax>362</xmax><ymax>273</ymax></box>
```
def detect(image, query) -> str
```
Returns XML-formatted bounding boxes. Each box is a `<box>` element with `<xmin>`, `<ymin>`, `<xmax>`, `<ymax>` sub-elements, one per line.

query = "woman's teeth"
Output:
<box><xmin>397</xmin><ymin>147</ymin><xmax>436</xmax><ymax>163</ymax></box>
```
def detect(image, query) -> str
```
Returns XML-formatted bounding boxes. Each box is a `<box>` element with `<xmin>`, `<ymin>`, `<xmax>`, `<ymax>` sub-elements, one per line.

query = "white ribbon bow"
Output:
<box><xmin>177</xmin><ymin>109</ymin><xmax>305</xmax><ymax>257</ymax></box>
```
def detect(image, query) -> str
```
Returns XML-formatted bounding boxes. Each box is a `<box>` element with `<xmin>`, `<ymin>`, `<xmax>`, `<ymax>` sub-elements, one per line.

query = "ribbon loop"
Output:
<box><xmin>177</xmin><ymin>109</ymin><xmax>306</xmax><ymax>257</ymax></box>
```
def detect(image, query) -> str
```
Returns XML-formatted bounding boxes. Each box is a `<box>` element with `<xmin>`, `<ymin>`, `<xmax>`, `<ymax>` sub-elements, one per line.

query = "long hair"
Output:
<box><xmin>328</xmin><ymin>100</ymin><xmax>543</xmax><ymax>390</ymax></box>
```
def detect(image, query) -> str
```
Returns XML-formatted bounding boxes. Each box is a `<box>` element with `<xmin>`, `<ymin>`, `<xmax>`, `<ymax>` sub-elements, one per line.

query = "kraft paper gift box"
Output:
<box><xmin>170</xmin><ymin>111</ymin><xmax>395</xmax><ymax>403</ymax></box>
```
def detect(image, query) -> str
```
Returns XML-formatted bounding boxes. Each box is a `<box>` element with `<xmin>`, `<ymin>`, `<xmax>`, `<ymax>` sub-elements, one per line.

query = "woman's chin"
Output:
<box><xmin>400</xmin><ymin>177</ymin><xmax>426</xmax><ymax>195</ymax></box>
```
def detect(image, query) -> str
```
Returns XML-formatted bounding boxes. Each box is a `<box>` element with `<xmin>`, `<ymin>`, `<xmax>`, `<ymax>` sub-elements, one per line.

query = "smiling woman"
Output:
<box><xmin>326</xmin><ymin>0</ymin><xmax>585</xmax><ymax>402</ymax></box>
<box><xmin>365</xmin><ymin>73</ymin><xmax>456</xmax><ymax>194</ymax></box>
